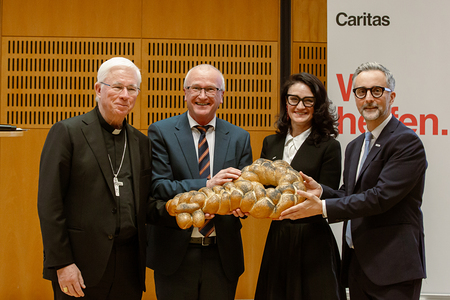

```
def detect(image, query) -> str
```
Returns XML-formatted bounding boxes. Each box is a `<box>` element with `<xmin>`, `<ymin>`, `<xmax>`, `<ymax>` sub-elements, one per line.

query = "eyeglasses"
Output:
<box><xmin>353</xmin><ymin>86</ymin><xmax>392</xmax><ymax>99</ymax></box>
<box><xmin>286</xmin><ymin>94</ymin><xmax>315</xmax><ymax>107</ymax></box>
<box><xmin>186</xmin><ymin>86</ymin><xmax>222</xmax><ymax>97</ymax></box>
<box><xmin>100</xmin><ymin>82</ymin><xmax>140</xmax><ymax>96</ymax></box>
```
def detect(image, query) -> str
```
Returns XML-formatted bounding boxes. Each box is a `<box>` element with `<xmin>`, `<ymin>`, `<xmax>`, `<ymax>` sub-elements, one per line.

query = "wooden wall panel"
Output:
<box><xmin>0</xmin><ymin>0</ymin><xmax>335</xmax><ymax>299</ymax></box>
<box><xmin>292</xmin><ymin>0</ymin><xmax>327</xmax><ymax>43</ymax></box>
<box><xmin>142</xmin><ymin>0</ymin><xmax>279</xmax><ymax>41</ymax></box>
<box><xmin>292</xmin><ymin>42</ymin><xmax>327</xmax><ymax>87</ymax></box>
<box><xmin>1</xmin><ymin>0</ymin><xmax>142</xmax><ymax>37</ymax></box>
<box><xmin>1</xmin><ymin>37</ymin><xmax>141</xmax><ymax>128</ymax></box>
<box><xmin>0</xmin><ymin>129</ymin><xmax>50</xmax><ymax>299</ymax></box>
<box><xmin>142</xmin><ymin>39</ymin><xmax>279</xmax><ymax>131</ymax></box>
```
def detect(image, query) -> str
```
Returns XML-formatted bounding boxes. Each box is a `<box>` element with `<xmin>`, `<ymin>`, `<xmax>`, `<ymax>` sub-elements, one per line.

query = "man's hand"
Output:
<box><xmin>300</xmin><ymin>171</ymin><xmax>323</xmax><ymax>198</ymax></box>
<box><xmin>57</xmin><ymin>263</ymin><xmax>86</xmax><ymax>297</ymax></box>
<box><xmin>280</xmin><ymin>190</ymin><xmax>323</xmax><ymax>220</ymax></box>
<box><xmin>206</xmin><ymin>167</ymin><xmax>241</xmax><ymax>188</ymax></box>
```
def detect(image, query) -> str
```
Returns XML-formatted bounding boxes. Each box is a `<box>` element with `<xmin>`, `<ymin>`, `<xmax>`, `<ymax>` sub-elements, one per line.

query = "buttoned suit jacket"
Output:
<box><xmin>322</xmin><ymin>116</ymin><xmax>427</xmax><ymax>286</ymax></box>
<box><xmin>260</xmin><ymin>133</ymin><xmax>341</xmax><ymax>189</ymax></box>
<box><xmin>38</xmin><ymin>108</ymin><xmax>153</xmax><ymax>290</ymax></box>
<box><xmin>146</xmin><ymin>112</ymin><xmax>253</xmax><ymax>281</ymax></box>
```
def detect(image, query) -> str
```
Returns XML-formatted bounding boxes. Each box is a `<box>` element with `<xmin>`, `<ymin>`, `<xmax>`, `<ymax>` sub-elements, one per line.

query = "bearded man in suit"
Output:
<box><xmin>281</xmin><ymin>62</ymin><xmax>427</xmax><ymax>300</ymax></box>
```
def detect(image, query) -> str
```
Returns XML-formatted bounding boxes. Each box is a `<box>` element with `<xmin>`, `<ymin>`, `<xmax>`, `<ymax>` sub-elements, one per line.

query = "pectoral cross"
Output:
<box><xmin>113</xmin><ymin>176</ymin><xmax>123</xmax><ymax>197</ymax></box>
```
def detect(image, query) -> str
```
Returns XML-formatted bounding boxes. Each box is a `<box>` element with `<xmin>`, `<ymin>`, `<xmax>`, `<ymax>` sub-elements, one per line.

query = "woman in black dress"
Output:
<box><xmin>254</xmin><ymin>73</ymin><xmax>345</xmax><ymax>300</ymax></box>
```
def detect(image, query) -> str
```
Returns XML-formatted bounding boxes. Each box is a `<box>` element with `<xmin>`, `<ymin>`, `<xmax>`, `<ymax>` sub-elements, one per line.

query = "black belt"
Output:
<box><xmin>189</xmin><ymin>236</ymin><xmax>216</xmax><ymax>246</ymax></box>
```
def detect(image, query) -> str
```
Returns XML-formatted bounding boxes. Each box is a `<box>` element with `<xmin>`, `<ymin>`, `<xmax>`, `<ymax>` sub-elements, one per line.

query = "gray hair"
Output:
<box><xmin>352</xmin><ymin>62</ymin><xmax>395</xmax><ymax>91</ymax></box>
<box><xmin>184</xmin><ymin>64</ymin><xmax>226</xmax><ymax>90</ymax></box>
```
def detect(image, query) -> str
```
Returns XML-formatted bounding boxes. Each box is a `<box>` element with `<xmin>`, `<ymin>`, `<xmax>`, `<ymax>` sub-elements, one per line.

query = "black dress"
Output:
<box><xmin>254</xmin><ymin>134</ymin><xmax>346</xmax><ymax>300</ymax></box>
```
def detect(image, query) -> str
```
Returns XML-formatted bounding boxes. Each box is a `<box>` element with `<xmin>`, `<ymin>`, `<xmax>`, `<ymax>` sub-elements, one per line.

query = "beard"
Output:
<box><xmin>360</xmin><ymin>104</ymin><xmax>382</xmax><ymax>121</ymax></box>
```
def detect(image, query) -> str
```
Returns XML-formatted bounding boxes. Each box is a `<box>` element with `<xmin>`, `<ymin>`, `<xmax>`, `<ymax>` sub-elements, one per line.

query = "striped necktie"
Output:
<box><xmin>196</xmin><ymin>125</ymin><xmax>214</xmax><ymax>237</ymax></box>
<box><xmin>196</xmin><ymin>125</ymin><xmax>211</xmax><ymax>179</ymax></box>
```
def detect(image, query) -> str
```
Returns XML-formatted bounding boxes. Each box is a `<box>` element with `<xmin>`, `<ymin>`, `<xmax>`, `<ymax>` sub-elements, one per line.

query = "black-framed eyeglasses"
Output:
<box><xmin>100</xmin><ymin>82</ymin><xmax>140</xmax><ymax>96</ymax></box>
<box><xmin>286</xmin><ymin>94</ymin><xmax>315</xmax><ymax>107</ymax></box>
<box><xmin>353</xmin><ymin>86</ymin><xmax>392</xmax><ymax>99</ymax></box>
<box><xmin>186</xmin><ymin>86</ymin><xmax>223</xmax><ymax>97</ymax></box>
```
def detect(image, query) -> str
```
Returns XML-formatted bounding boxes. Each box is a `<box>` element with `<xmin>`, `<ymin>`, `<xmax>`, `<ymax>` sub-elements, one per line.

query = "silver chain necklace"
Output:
<box><xmin>108</xmin><ymin>130</ymin><xmax>127</xmax><ymax>197</ymax></box>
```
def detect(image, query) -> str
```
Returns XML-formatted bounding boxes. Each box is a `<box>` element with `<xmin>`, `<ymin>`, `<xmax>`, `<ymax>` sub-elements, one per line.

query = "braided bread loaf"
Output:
<box><xmin>166</xmin><ymin>158</ymin><xmax>306</xmax><ymax>229</ymax></box>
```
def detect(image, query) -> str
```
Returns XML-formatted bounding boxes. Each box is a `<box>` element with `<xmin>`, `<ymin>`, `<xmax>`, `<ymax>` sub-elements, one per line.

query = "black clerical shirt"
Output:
<box><xmin>96</xmin><ymin>106</ymin><xmax>137</xmax><ymax>242</ymax></box>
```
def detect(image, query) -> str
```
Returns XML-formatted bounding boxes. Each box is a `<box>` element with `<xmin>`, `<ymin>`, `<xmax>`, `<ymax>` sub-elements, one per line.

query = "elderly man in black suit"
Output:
<box><xmin>281</xmin><ymin>62</ymin><xmax>427</xmax><ymax>300</ymax></box>
<box><xmin>146</xmin><ymin>64</ymin><xmax>252</xmax><ymax>300</ymax></box>
<box><xmin>38</xmin><ymin>57</ymin><xmax>153</xmax><ymax>299</ymax></box>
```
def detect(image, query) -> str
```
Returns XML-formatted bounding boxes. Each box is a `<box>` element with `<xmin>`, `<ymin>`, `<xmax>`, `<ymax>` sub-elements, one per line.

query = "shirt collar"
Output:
<box><xmin>370</xmin><ymin>113</ymin><xmax>392</xmax><ymax>140</ymax></box>
<box><xmin>187</xmin><ymin>113</ymin><xmax>216</xmax><ymax>130</ymax></box>
<box><xmin>284</xmin><ymin>127</ymin><xmax>312</xmax><ymax>148</ymax></box>
<box><xmin>96</xmin><ymin>106</ymin><xmax>127</xmax><ymax>135</ymax></box>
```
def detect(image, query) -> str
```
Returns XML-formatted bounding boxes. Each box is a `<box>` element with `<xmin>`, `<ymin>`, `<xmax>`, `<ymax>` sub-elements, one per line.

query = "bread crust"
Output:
<box><xmin>166</xmin><ymin>158</ymin><xmax>307</xmax><ymax>229</ymax></box>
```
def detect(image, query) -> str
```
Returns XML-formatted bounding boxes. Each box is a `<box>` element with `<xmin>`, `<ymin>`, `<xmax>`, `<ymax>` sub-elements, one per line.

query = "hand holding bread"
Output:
<box><xmin>166</xmin><ymin>158</ymin><xmax>306</xmax><ymax>229</ymax></box>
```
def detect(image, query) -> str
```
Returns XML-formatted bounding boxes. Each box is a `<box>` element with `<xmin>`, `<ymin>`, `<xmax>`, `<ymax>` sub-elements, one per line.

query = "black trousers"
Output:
<box><xmin>52</xmin><ymin>238</ymin><xmax>142</xmax><ymax>300</ymax></box>
<box><xmin>154</xmin><ymin>244</ymin><xmax>238</xmax><ymax>300</ymax></box>
<box><xmin>348</xmin><ymin>250</ymin><xmax>422</xmax><ymax>300</ymax></box>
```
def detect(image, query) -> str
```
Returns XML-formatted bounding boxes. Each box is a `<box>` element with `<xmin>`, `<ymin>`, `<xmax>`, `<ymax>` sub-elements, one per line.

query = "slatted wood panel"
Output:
<box><xmin>292</xmin><ymin>42</ymin><xmax>327</xmax><ymax>87</ymax></box>
<box><xmin>2</xmin><ymin>37</ymin><xmax>279</xmax><ymax>132</ymax></box>
<box><xmin>142</xmin><ymin>39</ymin><xmax>279</xmax><ymax>130</ymax></box>
<box><xmin>1</xmin><ymin>37</ymin><xmax>141</xmax><ymax>128</ymax></box>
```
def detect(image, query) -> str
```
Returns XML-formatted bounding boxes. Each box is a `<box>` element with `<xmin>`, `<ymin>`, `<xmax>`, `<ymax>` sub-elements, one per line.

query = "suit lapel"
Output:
<box><xmin>267</xmin><ymin>134</ymin><xmax>285</xmax><ymax>161</ymax></box>
<box><xmin>127</xmin><ymin>126</ymin><xmax>141</xmax><ymax>212</ymax></box>
<box><xmin>354</xmin><ymin>117</ymin><xmax>399</xmax><ymax>187</ymax></box>
<box><xmin>174</xmin><ymin>113</ymin><xmax>199</xmax><ymax>178</ymax></box>
<box><xmin>213</xmin><ymin>119</ymin><xmax>230</xmax><ymax>174</ymax></box>
<box><xmin>80</xmin><ymin>110</ymin><xmax>115</xmax><ymax>197</ymax></box>
<box><xmin>290</xmin><ymin>141</ymin><xmax>315</xmax><ymax>171</ymax></box>
<box><xmin>349</xmin><ymin>134</ymin><xmax>365</xmax><ymax>191</ymax></box>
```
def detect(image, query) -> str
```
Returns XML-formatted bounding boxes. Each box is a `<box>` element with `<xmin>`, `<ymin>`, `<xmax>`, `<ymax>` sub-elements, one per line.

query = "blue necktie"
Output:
<box><xmin>346</xmin><ymin>131</ymin><xmax>372</xmax><ymax>248</ymax></box>
<box><xmin>359</xmin><ymin>131</ymin><xmax>372</xmax><ymax>175</ymax></box>
<box><xmin>196</xmin><ymin>125</ymin><xmax>214</xmax><ymax>236</ymax></box>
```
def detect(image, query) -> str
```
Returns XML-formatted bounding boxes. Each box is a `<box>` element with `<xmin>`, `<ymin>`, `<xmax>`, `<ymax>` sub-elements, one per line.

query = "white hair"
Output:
<box><xmin>97</xmin><ymin>57</ymin><xmax>141</xmax><ymax>85</ymax></box>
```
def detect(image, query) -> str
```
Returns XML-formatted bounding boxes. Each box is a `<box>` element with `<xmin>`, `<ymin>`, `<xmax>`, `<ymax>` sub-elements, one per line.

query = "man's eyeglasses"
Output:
<box><xmin>353</xmin><ymin>86</ymin><xmax>392</xmax><ymax>99</ymax></box>
<box><xmin>186</xmin><ymin>86</ymin><xmax>222</xmax><ymax>97</ymax></box>
<box><xmin>286</xmin><ymin>94</ymin><xmax>315</xmax><ymax>107</ymax></box>
<box><xmin>100</xmin><ymin>82</ymin><xmax>140</xmax><ymax>96</ymax></box>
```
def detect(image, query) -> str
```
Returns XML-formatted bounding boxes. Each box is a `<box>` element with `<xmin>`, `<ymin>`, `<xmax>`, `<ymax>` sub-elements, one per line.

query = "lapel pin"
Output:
<box><xmin>375</xmin><ymin>144</ymin><xmax>380</xmax><ymax>147</ymax></box>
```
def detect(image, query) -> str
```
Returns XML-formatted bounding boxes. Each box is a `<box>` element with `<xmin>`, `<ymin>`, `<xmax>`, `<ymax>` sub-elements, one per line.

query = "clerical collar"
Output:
<box><xmin>95</xmin><ymin>106</ymin><xmax>126</xmax><ymax>135</ymax></box>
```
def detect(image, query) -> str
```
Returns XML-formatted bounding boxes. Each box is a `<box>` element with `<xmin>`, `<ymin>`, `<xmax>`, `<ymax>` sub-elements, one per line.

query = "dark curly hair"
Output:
<box><xmin>275</xmin><ymin>73</ymin><xmax>339</xmax><ymax>146</ymax></box>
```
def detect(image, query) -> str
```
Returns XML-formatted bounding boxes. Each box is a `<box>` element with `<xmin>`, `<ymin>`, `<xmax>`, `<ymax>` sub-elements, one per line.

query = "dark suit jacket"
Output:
<box><xmin>261</xmin><ymin>133</ymin><xmax>341</xmax><ymax>190</ymax></box>
<box><xmin>37</xmin><ymin>108</ymin><xmax>153</xmax><ymax>290</ymax></box>
<box><xmin>322</xmin><ymin>116</ymin><xmax>427</xmax><ymax>286</ymax></box>
<box><xmin>146</xmin><ymin>112</ymin><xmax>253</xmax><ymax>281</ymax></box>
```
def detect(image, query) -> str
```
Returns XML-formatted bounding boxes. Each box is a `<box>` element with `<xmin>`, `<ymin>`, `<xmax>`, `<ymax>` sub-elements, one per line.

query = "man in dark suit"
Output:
<box><xmin>38</xmin><ymin>57</ymin><xmax>153</xmax><ymax>299</ymax></box>
<box><xmin>280</xmin><ymin>62</ymin><xmax>427</xmax><ymax>299</ymax></box>
<box><xmin>146</xmin><ymin>64</ymin><xmax>253</xmax><ymax>300</ymax></box>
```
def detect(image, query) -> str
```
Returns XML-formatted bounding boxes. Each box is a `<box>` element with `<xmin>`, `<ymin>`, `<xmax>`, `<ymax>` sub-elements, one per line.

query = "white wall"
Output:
<box><xmin>328</xmin><ymin>0</ymin><xmax>450</xmax><ymax>295</ymax></box>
